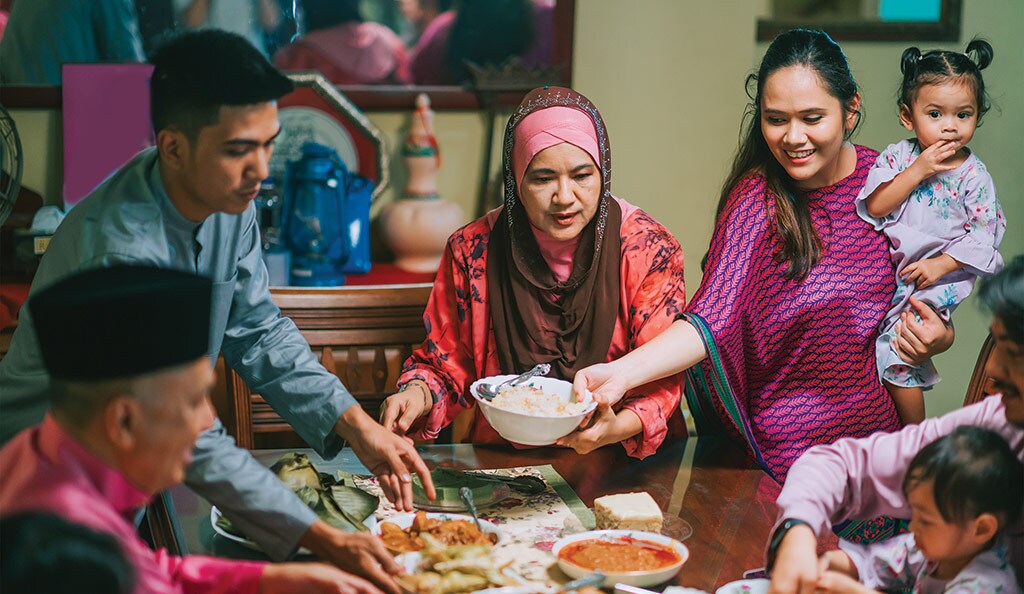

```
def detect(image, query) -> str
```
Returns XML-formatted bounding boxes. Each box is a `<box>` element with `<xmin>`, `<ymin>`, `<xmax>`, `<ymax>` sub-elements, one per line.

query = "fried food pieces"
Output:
<box><xmin>380</xmin><ymin>510</ymin><xmax>498</xmax><ymax>553</ymax></box>
<box><xmin>394</xmin><ymin>536</ymin><xmax>514</xmax><ymax>594</ymax></box>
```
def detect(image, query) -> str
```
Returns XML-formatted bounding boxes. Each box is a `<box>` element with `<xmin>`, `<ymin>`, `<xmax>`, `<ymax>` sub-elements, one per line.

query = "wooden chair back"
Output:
<box><xmin>0</xmin><ymin>321</ymin><xmax>13</xmax><ymax>360</ymax></box>
<box><xmin>963</xmin><ymin>333</ymin><xmax>997</xmax><ymax>407</ymax></box>
<box><xmin>214</xmin><ymin>284</ymin><xmax>432</xmax><ymax>449</ymax></box>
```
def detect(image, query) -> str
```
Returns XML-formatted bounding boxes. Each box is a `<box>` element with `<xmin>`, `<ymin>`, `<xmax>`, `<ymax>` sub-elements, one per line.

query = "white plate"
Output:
<box><xmin>474</xmin><ymin>588</ymin><xmax>557</xmax><ymax>594</ymax></box>
<box><xmin>552</xmin><ymin>529</ymin><xmax>689</xmax><ymax>588</ymax></box>
<box><xmin>715</xmin><ymin>579</ymin><xmax>770</xmax><ymax>594</ymax></box>
<box><xmin>374</xmin><ymin>512</ymin><xmax>505</xmax><ymax>552</ymax></box>
<box><xmin>413</xmin><ymin>479</ymin><xmax>512</xmax><ymax>513</ymax></box>
<box><xmin>210</xmin><ymin>505</ymin><xmax>376</xmax><ymax>553</ymax></box>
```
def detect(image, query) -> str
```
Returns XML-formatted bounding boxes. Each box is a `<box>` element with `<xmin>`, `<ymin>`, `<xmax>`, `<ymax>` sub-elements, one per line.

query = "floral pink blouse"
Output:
<box><xmin>398</xmin><ymin>198</ymin><xmax>688</xmax><ymax>458</ymax></box>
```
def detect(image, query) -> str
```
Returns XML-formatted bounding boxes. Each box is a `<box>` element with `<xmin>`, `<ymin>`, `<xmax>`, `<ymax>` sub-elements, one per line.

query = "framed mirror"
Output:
<box><xmin>0</xmin><ymin>0</ymin><xmax>574</xmax><ymax>110</ymax></box>
<box><xmin>757</xmin><ymin>0</ymin><xmax>961</xmax><ymax>42</ymax></box>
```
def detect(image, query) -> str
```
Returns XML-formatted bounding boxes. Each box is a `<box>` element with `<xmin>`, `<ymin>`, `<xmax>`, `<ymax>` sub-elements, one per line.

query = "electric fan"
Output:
<box><xmin>0</xmin><ymin>103</ymin><xmax>23</xmax><ymax>226</ymax></box>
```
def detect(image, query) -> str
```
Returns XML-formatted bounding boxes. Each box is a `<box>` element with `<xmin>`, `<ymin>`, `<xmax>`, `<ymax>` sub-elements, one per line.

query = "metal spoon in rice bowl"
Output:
<box><xmin>474</xmin><ymin>363</ymin><xmax>551</xmax><ymax>400</ymax></box>
<box><xmin>469</xmin><ymin>375</ymin><xmax>597</xmax><ymax>446</ymax></box>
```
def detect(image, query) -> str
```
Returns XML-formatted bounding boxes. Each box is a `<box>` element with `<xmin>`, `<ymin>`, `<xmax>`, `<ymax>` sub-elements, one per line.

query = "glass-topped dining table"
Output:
<box><xmin>146</xmin><ymin>436</ymin><xmax>782</xmax><ymax>592</ymax></box>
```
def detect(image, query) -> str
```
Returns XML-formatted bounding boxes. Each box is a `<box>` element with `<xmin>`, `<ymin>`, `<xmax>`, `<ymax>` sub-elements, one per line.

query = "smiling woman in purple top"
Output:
<box><xmin>574</xmin><ymin>30</ymin><xmax>954</xmax><ymax>488</ymax></box>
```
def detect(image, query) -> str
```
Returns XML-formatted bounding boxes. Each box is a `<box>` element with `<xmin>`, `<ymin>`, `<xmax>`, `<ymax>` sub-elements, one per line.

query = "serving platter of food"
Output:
<box><xmin>412</xmin><ymin>468</ymin><xmax>513</xmax><ymax>512</ymax></box>
<box><xmin>374</xmin><ymin>510</ymin><xmax>504</xmax><ymax>554</ymax></box>
<box><xmin>211</xmin><ymin>505</ymin><xmax>377</xmax><ymax>553</ymax></box>
<box><xmin>211</xmin><ymin>452</ymin><xmax>379</xmax><ymax>552</ymax></box>
<box><xmin>715</xmin><ymin>579</ymin><xmax>770</xmax><ymax>594</ymax></box>
<box><xmin>393</xmin><ymin>541</ymin><xmax>521</xmax><ymax>594</ymax></box>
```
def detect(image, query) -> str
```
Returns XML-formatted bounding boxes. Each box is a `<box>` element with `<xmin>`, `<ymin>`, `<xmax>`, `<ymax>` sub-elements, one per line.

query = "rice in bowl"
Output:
<box><xmin>488</xmin><ymin>384</ymin><xmax>591</xmax><ymax>417</ymax></box>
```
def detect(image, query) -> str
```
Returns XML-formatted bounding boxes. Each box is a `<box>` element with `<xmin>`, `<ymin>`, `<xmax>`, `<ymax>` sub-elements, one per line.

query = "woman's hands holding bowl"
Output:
<box><xmin>556</xmin><ymin>403</ymin><xmax>642</xmax><ymax>455</ymax></box>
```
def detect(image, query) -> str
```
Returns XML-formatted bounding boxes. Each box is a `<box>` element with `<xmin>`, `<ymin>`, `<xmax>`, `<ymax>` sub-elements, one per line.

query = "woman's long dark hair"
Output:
<box><xmin>715</xmin><ymin>29</ymin><xmax>861</xmax><ymax>280</ymax></box>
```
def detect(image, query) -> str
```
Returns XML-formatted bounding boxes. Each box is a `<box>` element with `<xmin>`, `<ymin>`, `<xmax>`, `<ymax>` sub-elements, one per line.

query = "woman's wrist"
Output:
<box><xmin>615</xmin><ymin>354</ymin><xmax>648</xmax><ymax>393</ymax></box>
<box><xmin>405</xmin><ymin>380</ymin><xmax>433</xmax><ymax>417</ymax></box>
<box><xmin>613</xmin><ymin>407</ymin><xmax>643</xmax><ymax>442</ymax></box>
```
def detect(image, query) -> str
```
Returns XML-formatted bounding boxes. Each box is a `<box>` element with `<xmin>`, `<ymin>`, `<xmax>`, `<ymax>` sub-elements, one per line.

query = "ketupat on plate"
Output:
<box><xmin>412</xmin><ymin>468</ymin><xmax>512</xmax><ymax>512</ymax></box>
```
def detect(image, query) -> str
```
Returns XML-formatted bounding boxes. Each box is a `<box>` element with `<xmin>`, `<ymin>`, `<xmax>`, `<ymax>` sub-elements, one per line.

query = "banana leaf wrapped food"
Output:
<box><xmin>412</xmin><ymin>468</ymin><xmax>509</xmax><ymax>510</ymax></box>
<box><xmin>216</xmin><ymin>452</ymin><xmax>379</xmax><ymax>539</ymax></box>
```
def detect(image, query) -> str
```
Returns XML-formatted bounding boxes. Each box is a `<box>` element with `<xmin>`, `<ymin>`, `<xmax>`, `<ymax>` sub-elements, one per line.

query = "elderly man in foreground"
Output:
<box><xmin>0</xmin><ymin>265</ymin><xmax>383</xmax><ymax>593</ymax></box>
<box><xmin>767</xmin><ymin>255</ymin><xmax>1024</xmax><ymax>594</ymax></box>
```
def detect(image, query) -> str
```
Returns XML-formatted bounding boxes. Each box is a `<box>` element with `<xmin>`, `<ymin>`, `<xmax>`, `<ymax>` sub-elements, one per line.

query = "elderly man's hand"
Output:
<box><xmin>893</xmin><ymin>296</ymin><xmax>954</xmax><ymax>366</ymax></box>
<box><xmin>768</xmin><ymin>524</ymin><xmax>819</xmax><ymax>594</ymax></box>
<box><xmin>260</xmin><ymin>561</ymin><xmax>383</xmax><ymax>594</ymax></box>
<box><xmin>298</xmin><ymin>521</ymin><xmax>403</xmax><ymax>594</ymax></box>
<box><xmin>335</xmin><ymin>407</ymin><xmax>435</xmax><ymax>511</ymax></box>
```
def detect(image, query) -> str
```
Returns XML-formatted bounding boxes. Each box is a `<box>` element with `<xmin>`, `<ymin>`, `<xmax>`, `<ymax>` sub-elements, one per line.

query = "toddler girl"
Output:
<box><xmin>857</xmin><ymin>39</ymin><xmax>1005</xmax><ymax>424</ymax></box>
<box><xmin>817</xmin><ymin>425</ymin><xmax>1023</xmax><ymax>594</ymax></box>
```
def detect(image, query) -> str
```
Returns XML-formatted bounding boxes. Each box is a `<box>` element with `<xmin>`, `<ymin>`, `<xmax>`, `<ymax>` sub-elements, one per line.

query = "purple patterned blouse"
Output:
<box><xmin>684</xmin><ymin>145</ymin><xmax>902</xmax><ymax>480</ymax></box>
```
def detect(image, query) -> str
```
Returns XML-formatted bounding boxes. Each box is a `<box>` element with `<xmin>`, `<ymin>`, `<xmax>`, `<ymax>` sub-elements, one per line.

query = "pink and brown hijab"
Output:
<box><xmin>487</xmin><ymin>86</ymin><xmax>622</xmax><ymax>379</ymax></box>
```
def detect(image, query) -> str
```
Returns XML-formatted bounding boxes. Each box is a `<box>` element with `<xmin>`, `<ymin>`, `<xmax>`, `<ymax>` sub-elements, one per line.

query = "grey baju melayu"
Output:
<box><xmin>0</xmin><ymin>147</ymin><xmax>357</xmax><ymax>559</ymax></box>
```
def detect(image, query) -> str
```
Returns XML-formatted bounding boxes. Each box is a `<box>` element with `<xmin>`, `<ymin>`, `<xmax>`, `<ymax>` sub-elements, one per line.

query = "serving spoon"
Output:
<box><xmin>459</xmin><ymin>486</ymin><xmax>483</xmax><ymax>532</ymax></box>
<box><xmin>475</xmin><ymin>363</ymin><xmax>551</xmax><ymax>400</ymax></box>
<box><xmin>558</xmin><ymin>572</ymin><xmax>606</xmax><ymax>593</ymax></box>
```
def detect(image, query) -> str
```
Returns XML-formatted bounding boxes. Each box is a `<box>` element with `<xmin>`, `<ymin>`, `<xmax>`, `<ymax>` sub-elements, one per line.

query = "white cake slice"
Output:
<box><xmin>593</xmin><ymin>491</ymin><xmax>663</xmax><ymax>533</ymax></box>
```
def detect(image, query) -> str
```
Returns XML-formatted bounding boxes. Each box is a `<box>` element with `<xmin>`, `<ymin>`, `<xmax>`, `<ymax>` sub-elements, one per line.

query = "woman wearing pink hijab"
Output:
<box><xmin>380</xmin><ymin>87</ymin><xmax>687</xmax><ymax>458</ymax></box>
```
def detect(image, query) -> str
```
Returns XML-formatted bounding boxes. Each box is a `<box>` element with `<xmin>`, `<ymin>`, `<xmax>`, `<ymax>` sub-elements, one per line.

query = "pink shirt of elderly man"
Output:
<box><xmin>768</xmin><ymin>255</ymin><xmax>1024</xmax><ymax>594</ymax></box>
<box><xmin>0</xmin><ymin>265</ymin><xmax>387</xmax><ymax>594</ymax></box>
<box><xmin>379</xmin><ymin>86</ymin><xmax>688</xmax><ymax>458</ymax></box>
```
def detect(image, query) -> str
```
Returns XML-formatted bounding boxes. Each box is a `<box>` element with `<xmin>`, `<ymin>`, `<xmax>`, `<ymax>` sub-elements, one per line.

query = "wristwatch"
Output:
<box><xmin>766</xmin><ymin>518</ymin><xmax>811</xmax><ymax>571</ymax></box>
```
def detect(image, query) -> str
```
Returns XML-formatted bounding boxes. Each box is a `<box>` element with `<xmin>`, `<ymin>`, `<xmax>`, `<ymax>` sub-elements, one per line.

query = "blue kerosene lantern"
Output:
<box><xmin>281</xmin><ymin>142</ymin><xmax>351</xmax><ymax>286</ymax></box>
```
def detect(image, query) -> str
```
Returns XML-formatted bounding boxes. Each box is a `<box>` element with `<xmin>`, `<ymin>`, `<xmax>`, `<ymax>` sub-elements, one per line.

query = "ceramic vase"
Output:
<box><xmin>379</xmin><ymin>93</ymin><xmax>465</xmax><ymax>273</ymax></box>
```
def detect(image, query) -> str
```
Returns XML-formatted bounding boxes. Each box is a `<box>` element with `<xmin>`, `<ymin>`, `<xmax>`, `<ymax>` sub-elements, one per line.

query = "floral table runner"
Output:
<box><xmin>356</xmin><ymin>465</ymin><xmax>594</xmax><ymax>585</ymax></box>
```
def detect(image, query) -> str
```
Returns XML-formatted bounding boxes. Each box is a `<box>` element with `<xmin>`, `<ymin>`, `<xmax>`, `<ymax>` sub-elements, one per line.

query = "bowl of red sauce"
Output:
<box><xmin>552</xmin><ymin>529</ymin><xmax>689</xmax><ymax>587</ymax></box>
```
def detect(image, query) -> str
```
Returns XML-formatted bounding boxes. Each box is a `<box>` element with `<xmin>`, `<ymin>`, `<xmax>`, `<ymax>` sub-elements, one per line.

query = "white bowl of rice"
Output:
<box><xmin>469</xmin><ymin>375</ymin><xmax>597</xmax><ymax>446</ymax></box>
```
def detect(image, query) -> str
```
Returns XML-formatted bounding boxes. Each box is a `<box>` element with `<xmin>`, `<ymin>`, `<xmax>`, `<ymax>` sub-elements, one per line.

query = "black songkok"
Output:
<box><xmin>30</xmin><ymin>265</ymin><xmax>212</xmax><ymax>381</ymax></box>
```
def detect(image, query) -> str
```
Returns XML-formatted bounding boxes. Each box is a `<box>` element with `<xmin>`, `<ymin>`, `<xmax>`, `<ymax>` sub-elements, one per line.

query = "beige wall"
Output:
<box><xmin>8</xmin><ymin>0</ymin><xmax>1022</xmax><ymax>417</ymax></box>
<box><xmin>573</xmin><ymin>0</ymin><xmax>1022</xmax><ymax>417</ymax></box>
<box><xmin>811</xmin><ymin>2</ymin><xmax>1024</xmax><ymax>415</ymax></box>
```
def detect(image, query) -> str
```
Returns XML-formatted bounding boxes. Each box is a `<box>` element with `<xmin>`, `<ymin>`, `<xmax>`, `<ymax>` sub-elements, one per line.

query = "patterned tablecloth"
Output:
<box><xmin>358</xmin><ymin>465</ymin><xmax>595</xmax><ymax>587</ymax></box>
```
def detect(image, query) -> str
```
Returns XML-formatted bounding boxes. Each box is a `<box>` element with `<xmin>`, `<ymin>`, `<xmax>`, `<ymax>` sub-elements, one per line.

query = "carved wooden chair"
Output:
<box><xmin>213</xmin><ymin>284</ymin><xmax>433</xmax><ymax>449</ymax></box>
<box><xmin>963</xmin><ymin>333</ymin><xmax>997</xmax><ymax>407</ymax></box>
